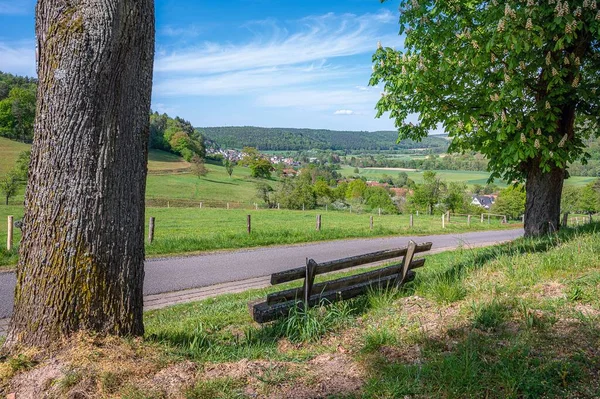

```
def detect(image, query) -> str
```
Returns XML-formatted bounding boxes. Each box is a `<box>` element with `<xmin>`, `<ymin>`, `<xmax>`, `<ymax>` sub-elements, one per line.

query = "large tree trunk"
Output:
<box><xmin>524</xmin><ymin>163</ymin><xmax>565</xmax><ymax>237</ymax></box>
<box><xmin>4</xmin><ymin>0</ymin><xmax>154</xmax><ymax>348</ymax></box>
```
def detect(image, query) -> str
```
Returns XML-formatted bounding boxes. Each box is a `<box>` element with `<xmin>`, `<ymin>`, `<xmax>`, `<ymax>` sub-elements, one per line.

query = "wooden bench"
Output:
<box><xmin>249</xmin><ymin>240</ymin><xmax>433</xmax><ymax>323</ymax></box>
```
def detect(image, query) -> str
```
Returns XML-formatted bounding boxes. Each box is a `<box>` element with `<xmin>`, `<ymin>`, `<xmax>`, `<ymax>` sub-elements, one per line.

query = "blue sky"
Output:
<box><xmin>0</xmin><ymin>0</ymin><xmax>406</xmax><ymax>131</ymax></box>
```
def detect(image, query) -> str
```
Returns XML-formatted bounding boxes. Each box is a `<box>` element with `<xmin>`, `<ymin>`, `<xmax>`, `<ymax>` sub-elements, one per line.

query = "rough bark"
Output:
<box><xmin>524</xmin><ymin>163</ymin><xmax>565</xmax><ymax>237</ymax></box>
<box><xmin>4</xmin><ymin>0</ymin><xmax>154</xmax><ymax>348</ymax></box>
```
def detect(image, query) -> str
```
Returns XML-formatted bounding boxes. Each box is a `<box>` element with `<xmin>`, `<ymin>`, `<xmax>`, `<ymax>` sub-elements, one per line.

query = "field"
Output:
<box><xmin>146</xmin><ymin>150</ymin><xmax>190</xmax><ymax>172</ymax></box>
<box><xmin>146</xmin><ymin>162</ymin><xmax>266</xmax><ymax>204</ymax></box>
<box><xmin>3</xmin><ymin>224</ymin><xmax>598</xmax><ymax>398</ymax></box>
<box><xmin>341</xmin><ymin>166</ymin><xmax>597</xmax><ymax>187</ymax></box>
<box><xmin>0</xmin><ymin>138</ymin><xmax>29</xmax><ymax>177</ymax></box>
<box><xmin>0</xmin><ymin>205</ymin><xmax>514</xmax><ymax>268</ymax></box>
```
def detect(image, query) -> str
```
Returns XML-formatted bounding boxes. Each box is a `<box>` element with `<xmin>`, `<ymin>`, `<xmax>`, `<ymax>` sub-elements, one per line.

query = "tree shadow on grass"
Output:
<box><xmin>200</xmin><ymin>178</ymin><xmax>238</xmax><ymax>186</ymax></box>
<box><xmin>360</xmin><ymin>298</ymin><xmax>600</xmax><ymax>398</ymax></box>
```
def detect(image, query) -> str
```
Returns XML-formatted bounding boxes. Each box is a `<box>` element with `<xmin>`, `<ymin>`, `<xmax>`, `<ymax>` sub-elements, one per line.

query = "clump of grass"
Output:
<box><xmin>272</xmin><ymin>299</ymin><xmax>355</xmax><ymax>343</ymax></box>
<box><xmin>366</xmin><ymin>284</ymin><xmax>403</xmax><ymax>312</ymax></box>
<box><xmin>184</xmin><ymin>377</ymin><xmax>246</xmax><ymax>399</ymax></box>
<box><xmin>567</xmin><ymin>272</ymin><xmax>600</xmax><ymax>303</ymax></box>
<box><xmin>519</xmin><ymin>302</ymin><xmax>551</xmax><ymax>331</ymax></box>
<box><xmin>420</xmin><ymin>274</ymin><xmax>467</xmax><ymax>304</ymax></box>
<box><xmin>119</xmin><ymin>385</ymin><xmax>163</xmax><ymax>399</ymax></box>
<box><xmin>363</xmin><ymin>326</ymin><xmax>398</xmax><ymax>352</ymax></box>
<box><xmin>0</xmin><ymin>350</ymin><xmax>38</xmax><ymax>388</ymax></box>
<box><xmin>471</xmin><ymin>299</ymin><xmax>510</xmax><ymax>331</ymax></box>
<box><xmin>55</xmin><ymin>367</ymin><xmax>83</xmax><ymax>392</ymax></box>
<box><xmin>99</xmin><ymin>370</ymin><xmax>122</xmax><ymax>394</ymax></box>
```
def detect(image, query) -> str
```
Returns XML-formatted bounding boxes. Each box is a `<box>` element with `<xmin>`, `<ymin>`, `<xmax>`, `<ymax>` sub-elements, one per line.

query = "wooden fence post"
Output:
<box><xmin>522</xmin><ymin>215</ymin><xmax>525</xmax><ymax>224</ymax></box>
<box><xmin>302</xmin><ymin>203</ymin><xmax>305</xmax><ymax>211</ymax></box>
<box><xmin>502</xmin><ymin>216</ymin><xmax>507</xmax><ymax>224</ymax></box>
<box><xmin>562</xmin><ymin>212</ymin><xmax>569</xmax><ymax>227</ymax></box>
<box><xmin>247</xmin><ymin>215</ymin><xmax>251</xmax><ymax>234</ymax></box>
<box><xmin>303</xmin><ymin>259</ymin><xmax>318</xmax><ymax>305</ymax></box>
<box><xmin>316</xmin><ymin>214</ymin><xmax>321</xmax><ymax>231</ymax></box>
<box><xmin>199</xmin><ymin>202</ymin><xmax>203</xmax><ymax>209</ymax></box>
<box><xmin>277</xmin><ymin>203</ymin><xmax>280</xmax><ymax>210</ymax></box>
<box><xmin>148</xmin><ymin>217</ymin><xmax>155</xmax><ymax>244</ymax></box>
<box><xmin>255</xmin><ymin>203</ymin><xmax>258</xmax><ymax>210</ymax></box>
<box><xmin>467</xmin><ymin>215</ymin><xmax>471</xmax><ymax>226</ymax></box>
<box><xmin>7</xmin><ymin>215</ymin><xmax>13</xmax><ymax>251</ymax></box>
<box><xmin>442</xmin><ymin>214</ymin><xmax>445</xmax><ymax>229</ymax></box>
<box><xmin>167</xmin><ymin>201</ymin><xmax>170</xmax><ymax>208</ymax></box>
<box><xmin>487</xmin><ymin>214</ymin><xmax>490</xmax><ymax>224</ymax></box>
<box><xmin>325</xmin><ymin>204</ymin><xmax>328</xmax><ymax>212</ymax></box>
<box><xmin>378</xmin><ymin>208</ymin><xmax>381</xmax><ymax>216</ymax></box>
<box><xmin>481</xmin><ymin>214</ymin><xmax>484</xmax><ymax>223</ymax></box>
<box><xmin>446</xmin><ymin>211</ymin><xmax>450</xmax><ymax>223</ymax></box>
<box><xmin>410</xmin><ymin>214</ymin><xmax>414</xmax><ymax>228</ymax></box>
<box><xmin>370</xmin><ymin>215</ymin><xmax>374</xmax><ymax>231</ymax></box>
<box><xmin>227</xmin><ymin>202</ymin><xmax>230</xmax><ymax>210</ymax></box>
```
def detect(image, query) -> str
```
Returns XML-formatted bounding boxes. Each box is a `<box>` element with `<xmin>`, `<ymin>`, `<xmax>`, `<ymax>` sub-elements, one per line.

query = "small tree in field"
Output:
<box><xmin>191</xmin><ymin>154</ymin><xmax>208</xmax><ymax>178</ymax></box>
<box><xmin>223</xmin><ymin>158</ymin><xmax>234</xmax><ymax>178</ymax></box>
<box><xmin>371</xmin><ymin>0</ymin><xmax>600</xmax><ymax>236</ymax></box>
<box><xmin>0</xmin><ymin>171</ymin><xmax>19</xmax><ymax>205</ymax></box>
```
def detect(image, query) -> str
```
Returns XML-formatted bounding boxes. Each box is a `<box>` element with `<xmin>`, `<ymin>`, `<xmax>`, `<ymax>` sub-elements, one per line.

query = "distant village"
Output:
<box><xmin>207</xmin><ymin>147</ymin><xmax>498</xmax><ymax>211</ymax></box>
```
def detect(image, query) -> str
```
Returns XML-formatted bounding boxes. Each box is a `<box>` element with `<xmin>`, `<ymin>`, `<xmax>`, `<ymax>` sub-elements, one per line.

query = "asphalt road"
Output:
<box><xmin>0</xmin><ymin>229</ymin><xmax>523</xmax><ymax>319</ymax></box>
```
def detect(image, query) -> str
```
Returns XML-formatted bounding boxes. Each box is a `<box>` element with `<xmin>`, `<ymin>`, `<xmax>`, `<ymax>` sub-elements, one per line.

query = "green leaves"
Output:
<box><xmin>372</xmin><ymin>0</ymin><xmax>600</xmax><ymax>183</ymax></box>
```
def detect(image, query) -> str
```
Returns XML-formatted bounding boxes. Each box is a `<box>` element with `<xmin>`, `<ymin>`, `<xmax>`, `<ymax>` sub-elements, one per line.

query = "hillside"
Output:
<box><xmin>0</xmin><ymin>137</ymin><xmax>30</xmax><ymax>176</ymax></box>
<box><xmin>198</xmin><ymin>126</ymin><xmax>450</xmax><ymax>152</ymax></box>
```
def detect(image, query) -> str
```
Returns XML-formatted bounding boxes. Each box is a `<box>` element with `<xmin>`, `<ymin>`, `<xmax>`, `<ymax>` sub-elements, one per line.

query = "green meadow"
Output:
<box><xmin>0</xmin><ymin>205</ymin><xmax>513</xmax><ymax>268</ymax></box>
<box><xmin>342</xmin><ymin>166</ymin><xmax>596</xmax><ymax>187</ymax></box>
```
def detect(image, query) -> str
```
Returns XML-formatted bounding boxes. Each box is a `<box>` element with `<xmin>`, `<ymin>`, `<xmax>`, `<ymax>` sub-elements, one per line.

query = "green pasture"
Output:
<box><xmin>143</xmin><ymin>208</ymin><xmax>512</xmax><ymax>258</ymax></box>
<box><xmin>146</xmin><ymin>163</ymin><xmax>270</xmax><ymax>204</ymax></box>
<box><xmin>0</xmin><ymin>137</ymin><xmax>29</xmax><ymax>176</ymax></box>
<box><xmin>0</xmin><ymin>206</ymin><xmax>514</xmax><ymax>267</ymax></box>
<box><xmin>147</xmin><ymin>150</ymin><xmax>190</xmax><ymax>172</ymax></box>
<box><xmin>342</xmin><ymin>166</ymin><xmax>595</xmax><ymax>187</ymax></box>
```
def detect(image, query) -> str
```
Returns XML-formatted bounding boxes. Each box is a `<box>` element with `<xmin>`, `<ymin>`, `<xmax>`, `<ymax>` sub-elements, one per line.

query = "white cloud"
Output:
<box><xmin>0</xmin><ymin>41</ymin><xmax>36</xmax><ymax>76</ymax></box>
<box><xmin>334</xmin><ymin>109</ymin><xmax>355</xmax><ymax>115</ymax></box>
<box><xmin>256</xmin><ymin>88</ymin><xmax>380</xmax><ymax>110</ymax></box>
<box><xmin>159</xmin><ymin>25</ymin><xmax>203</xmax><ymax>38</ymax></box>
<box><xmin>154</xmin><ymin>63</ymin><xmax>357</xmax><ymax>96</ymax></box>
<box><xmin>154</xmin><ymin>10</ymin><xmax>399</xmax><ymax>75</ymax></box>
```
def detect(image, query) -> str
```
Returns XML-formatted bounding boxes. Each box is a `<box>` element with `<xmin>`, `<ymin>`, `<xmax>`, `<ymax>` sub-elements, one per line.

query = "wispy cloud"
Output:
<box><xmin>334</xmin><ymin>109</ymin><xmax>356</xmax><ymax>115</ymax></box>
<box><xmin>0</xmin><ymin>41</ymin><xmax>36</xmax><ymax>76</ymax></box>
<box><xmin>256</xmin><ymin>87</ymin><xmax>380</xmax><ymax>111</ymax></box>
<box><xmin>154</xmin><ymin>11</ymin><xmax>399</xmax><ymax>75</ymax></box>
<box><xmin>159</xmin><ymin>25</ymin><xmax>204</xmax><ymax>38</ymax></box>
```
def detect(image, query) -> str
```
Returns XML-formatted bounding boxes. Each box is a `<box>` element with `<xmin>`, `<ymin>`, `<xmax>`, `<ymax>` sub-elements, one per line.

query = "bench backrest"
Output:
<box><xmin>250</xmin><ymin>240</ymin><xmax>432</xmax><ymax>323</ymax></box>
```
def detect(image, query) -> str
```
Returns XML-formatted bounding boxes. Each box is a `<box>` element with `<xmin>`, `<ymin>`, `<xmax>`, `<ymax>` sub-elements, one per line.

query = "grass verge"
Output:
<box><xmin>2</xmin><ymin>223</ymin><xmax>599</xmax><ymax>397</ymax></box>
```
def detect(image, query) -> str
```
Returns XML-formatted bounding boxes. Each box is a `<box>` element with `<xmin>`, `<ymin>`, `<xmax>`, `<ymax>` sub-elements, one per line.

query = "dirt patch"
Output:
<box><xmin>202</xmin><ymin>352</ymin><xmax>365</xmax><ymax>399</ymax></box>
<box><xmin>532</xmin><ymin>282</ymin><xmax>567</xmax><ymax>300</ymax></box>
<box><xmin>378</xmin><ymin>344</ymin><xmax>422</xmax><ymax>364</ymax></box>
<box><xmin>150</xmin><ymin>361</ymin><xmax>198</xmax><ymax>398</ymax></box>
<box><xmin>8</xmin><ymin>359</ymin><xmax>62</xmax><ymax>399</ymax></box>
<box><xmin>396</xmin><ymin>295</ymin><xmax>462</xmax><ymax>337</ymax></box>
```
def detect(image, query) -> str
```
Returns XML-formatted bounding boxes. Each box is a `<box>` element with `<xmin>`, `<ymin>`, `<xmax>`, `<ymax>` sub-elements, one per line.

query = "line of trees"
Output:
<box><xmin>0</xmin><ymin>72</ymin><xmax>37</xmax><ymax>142</ymax></box>
<box><xmin>149</xmin><ymin>111</ymin><xmax>205</xmax><ymax>162</ymax></box>
<box><xmin>200</xmin><ymin>125</ymin><xmax>450</xmax><ymax>151</ymax></box>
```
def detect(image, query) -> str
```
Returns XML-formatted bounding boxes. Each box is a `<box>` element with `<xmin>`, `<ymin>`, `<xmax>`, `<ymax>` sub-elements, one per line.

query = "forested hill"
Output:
<box><xmin>198</xmin><ymin>126</ymin><xmax>450</xmax><ymax>152</ymax></box>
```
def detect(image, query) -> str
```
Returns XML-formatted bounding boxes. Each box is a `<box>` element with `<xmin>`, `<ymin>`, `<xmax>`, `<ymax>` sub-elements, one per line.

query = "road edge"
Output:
<box><xmin>0</xmin><ymin>238</ymin><xmax>513</xmax><ymax>337</ymax></box>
